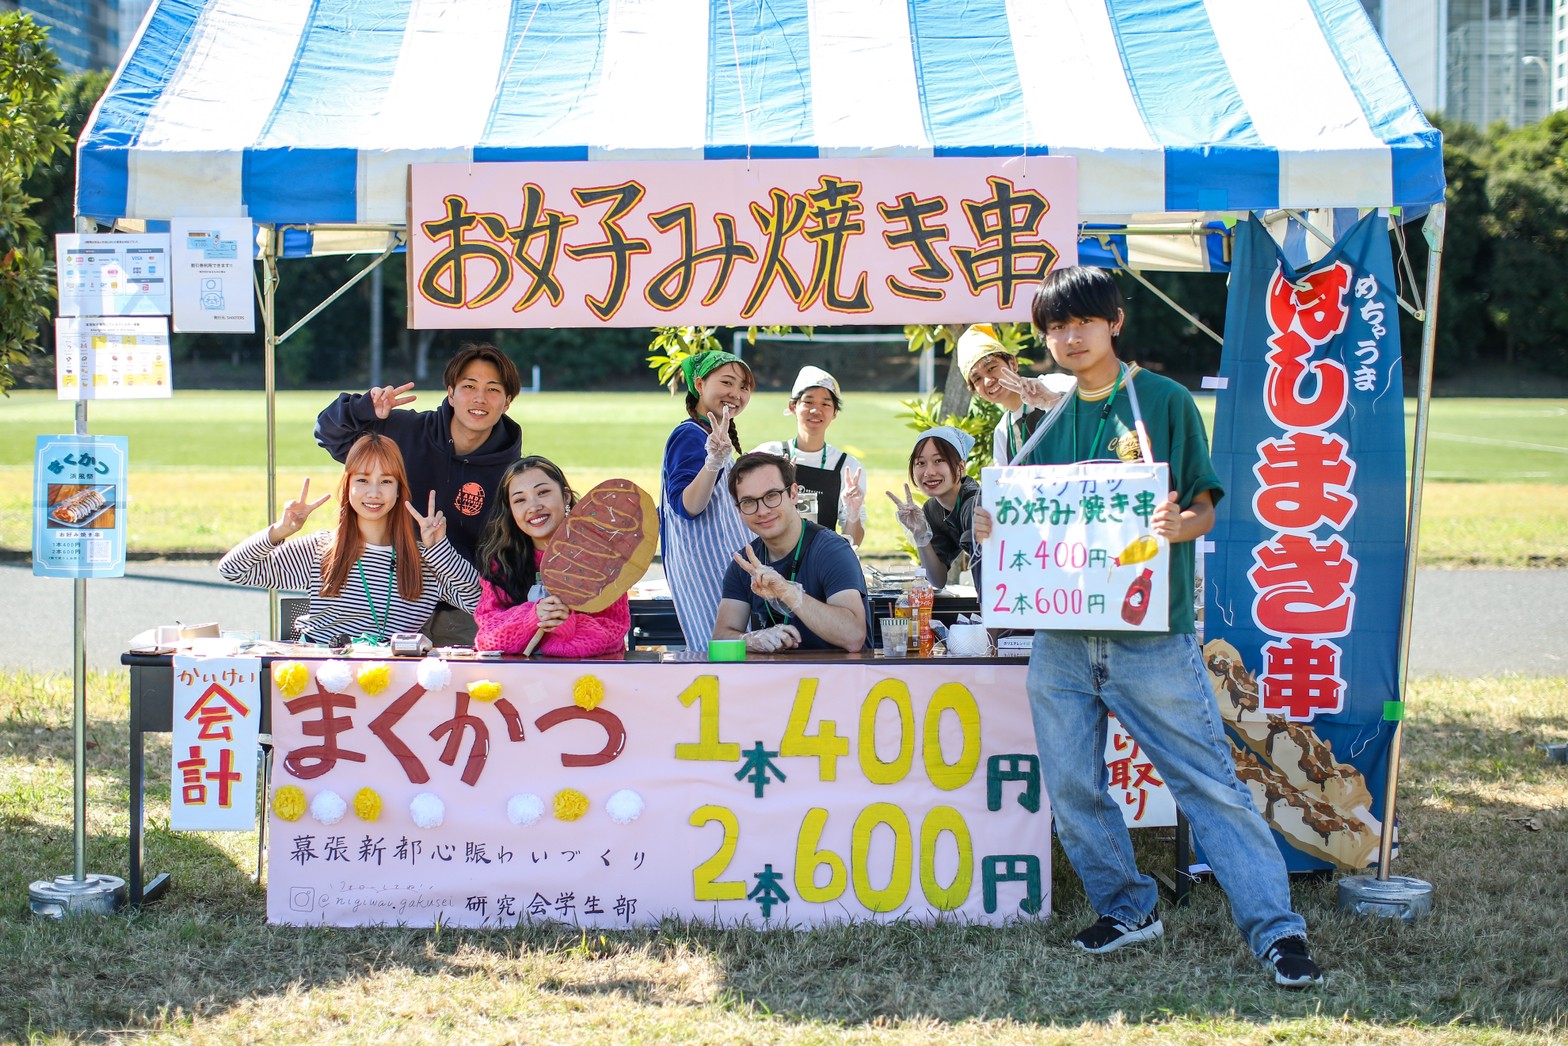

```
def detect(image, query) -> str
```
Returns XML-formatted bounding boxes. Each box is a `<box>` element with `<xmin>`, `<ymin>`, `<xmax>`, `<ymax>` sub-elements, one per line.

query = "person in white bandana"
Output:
<box><xmin>753</xmin><ymin>365</ymin><xmax>867</xmax><ymax>548</ymax></box>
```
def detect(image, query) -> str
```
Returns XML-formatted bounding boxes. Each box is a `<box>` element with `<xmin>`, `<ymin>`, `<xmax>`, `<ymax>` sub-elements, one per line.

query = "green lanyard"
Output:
<box><xmin>760</xmin><ymin>523</ymin><xmax>809</xmax><ymax>626</ymax></box>
<box><xmin>1074</xmin><ymin>365</ymin><xmax>1126</xmax><ymax>462</ymax></box>
<box><xmin>789</xmin><ymin>438</ymin><xmax>828</xmax><ymax>468</ymax></box>
<box><xmin>356</xmin><ymin>552</ymin><xmax>396</xmax><ymax>642</ymax></box>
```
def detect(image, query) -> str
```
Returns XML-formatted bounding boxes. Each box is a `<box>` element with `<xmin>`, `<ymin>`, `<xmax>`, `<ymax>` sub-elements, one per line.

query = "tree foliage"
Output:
<box><xmin>0</xmin><ymin>14</ymin><xmax>69</xmax><ymax>394</ymax></box>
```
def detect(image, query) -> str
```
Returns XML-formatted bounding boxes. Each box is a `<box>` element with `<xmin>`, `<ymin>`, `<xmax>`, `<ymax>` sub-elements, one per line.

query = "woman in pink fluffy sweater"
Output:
<box><xmin>473</xmin><ymin>456</ymin><xmax>629</xmax><ymax>656</ymax></box>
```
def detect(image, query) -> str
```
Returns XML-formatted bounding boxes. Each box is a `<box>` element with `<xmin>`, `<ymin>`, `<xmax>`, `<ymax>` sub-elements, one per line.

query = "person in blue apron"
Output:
<box><xmin>955</xmin><ymin>323</ymin><xmax>1075</xmax><ymax>467</ymax></box>
<box><xmin>753</xmin><ymin>365</ymin><xmax>866</xmax><ymax>548</ymax></box>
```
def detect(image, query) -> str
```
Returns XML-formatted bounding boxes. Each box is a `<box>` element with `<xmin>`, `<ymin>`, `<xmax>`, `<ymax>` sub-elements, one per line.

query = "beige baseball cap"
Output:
<box><xmin>955</xmin><ymin>324</ymin><xmax>1016</xmax><ymax>383</ymax></box>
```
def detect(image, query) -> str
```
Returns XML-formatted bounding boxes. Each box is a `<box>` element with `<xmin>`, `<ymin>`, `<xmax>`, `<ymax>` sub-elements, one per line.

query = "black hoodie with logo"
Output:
<box><xmin>314</xmin><ymin>393</ymin><xmax>522</xmax><ymax>566</ymax></box>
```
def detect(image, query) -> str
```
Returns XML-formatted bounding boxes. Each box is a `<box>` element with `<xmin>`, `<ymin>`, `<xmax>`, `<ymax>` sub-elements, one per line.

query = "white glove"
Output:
<box><xmin>887</xmin><ymin>485</ymin><xmax>933</xmax><ymax>547</ymax></box>
<box><xmin>744</xmin><ymin>624</ymin><xmax>801</xmax><ymax>653</ymax></box>
<box><xmin>703</xmin><ymin>408</ymin><xmax>734</xmax><ymax>473</ymax></box>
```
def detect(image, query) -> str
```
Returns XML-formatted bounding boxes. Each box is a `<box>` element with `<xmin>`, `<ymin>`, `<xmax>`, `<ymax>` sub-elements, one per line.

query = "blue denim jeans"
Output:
<box><xmin>1026</xmin><ymin>630</ymin><xmax>1306</xmax><ymax>958</ymax></box>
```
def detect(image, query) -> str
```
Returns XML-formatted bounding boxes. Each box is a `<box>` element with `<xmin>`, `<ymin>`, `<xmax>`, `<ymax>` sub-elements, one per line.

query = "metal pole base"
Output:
<box><xmin>28</xmin><ymin>874</ymin><xmax>127</xmax><ymax>919</ymax></box>
<box><xmin>1337</xmin><ymin>874</ymin><xmax>1434</xmax><ymax>922</ymax></box>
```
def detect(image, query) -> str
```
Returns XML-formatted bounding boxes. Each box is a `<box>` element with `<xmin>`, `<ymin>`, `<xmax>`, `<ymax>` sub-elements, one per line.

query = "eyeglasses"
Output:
<box><xmin>736</xmin><ymin>488</ymin><xmax>788</xmax><ymax>515</ymax></box>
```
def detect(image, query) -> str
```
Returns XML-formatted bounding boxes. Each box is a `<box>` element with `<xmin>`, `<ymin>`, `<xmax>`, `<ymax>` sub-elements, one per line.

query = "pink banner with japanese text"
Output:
<box><xmin>407</xmin><ymin>158</ymin><xmax>1078</xmax><ymax>329</ymax></box>
<box><xmin>265</xmin><ymin>658</ymin><xmax>1058</xmax><ymax>927</ymax></box>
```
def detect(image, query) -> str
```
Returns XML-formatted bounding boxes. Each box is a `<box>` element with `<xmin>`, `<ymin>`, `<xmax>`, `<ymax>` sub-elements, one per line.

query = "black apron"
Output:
<box><xmin>792</xmin><ymin>449</ymin><xmax>847</xmax><ymax>532</ymax></box>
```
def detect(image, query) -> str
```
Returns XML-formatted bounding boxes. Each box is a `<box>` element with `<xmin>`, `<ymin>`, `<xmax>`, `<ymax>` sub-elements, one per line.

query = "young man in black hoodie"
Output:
<box><xmin>314</xmin><ymin>342</ymin><xmax>523</xmax><ymax>643</ymax></box>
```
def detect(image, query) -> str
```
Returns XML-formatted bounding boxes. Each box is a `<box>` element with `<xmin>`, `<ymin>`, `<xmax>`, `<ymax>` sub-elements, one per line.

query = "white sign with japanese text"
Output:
<box><xmin>170</xmin><ymin>217</ymin><xmax>256</xmax><ymax>333</ymax></box>
<box><xmin>407</xmin><ymin>157</ymin><xmax>1077</xmax><ymax>329</ymax></box>
<box><xmin>171</xmin><ymin>656</ymin><xmax>262</xmax><ymax>831</ymax></box>
<box><xmin>32</xmin><ymin>435</ymin><xmax>128</xmax><ymax>579</ymax></box>
<box><xmin>55</xmin><ymin>233</ymin><xmax>172</xmax><ymax>317</ymax></box>
<box><xmin>265</xmin><ymin>659</ymin><xmax>1054</xmax><ymax>928</ymax></box>
<box><xmin>54</xmin><ymin>316</ymin><xmax>172</xmax><ymax>400</ymax></box>
<box><xmin>980</xmin><ymin>463</ymin><xmax>1171</xmax><ymax>632</ymax></box>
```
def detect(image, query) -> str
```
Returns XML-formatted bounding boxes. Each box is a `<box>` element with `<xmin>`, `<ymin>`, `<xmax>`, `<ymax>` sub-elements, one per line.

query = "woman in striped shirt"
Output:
<box><xmin>219</xmin><ymin>433</ymin><xmax>479</xmax><ymax>645</ymax></box>
<box><xmin>659</xmin><ymin>350</ymin><xmax>753</xmax><ymax>653</ymax></box>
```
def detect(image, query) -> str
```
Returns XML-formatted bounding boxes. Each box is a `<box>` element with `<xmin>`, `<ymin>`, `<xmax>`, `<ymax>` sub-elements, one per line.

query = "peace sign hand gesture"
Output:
<box><xmin>842</xmin><ymin>465</ymin><xmax>866</xmax><ymax>522</ymax></box>
<box><xmin>369</xmin><ymin>382</ymin><xmax>417</xmax><ymax>420</ymax></box>
<box><xmin>733</xmin><ymin>545</ymin><xmax>804</xmax><ymax>612</ymax></box>
<box><xmin>885</xmin><ymin>485</ymin><xmax>933</xmax><ymax>547</ymax></box>
<box><xmin>273</xmin><ymin>479</ymin><xmax>330</xmax><ymax>541</ymax></box>
<box><xmin>995</xmin><ymin>369</ymin><xmax>1062</xmax><ymax>410</ymax></box>
<box><xmin>703</xmin><ymin>406</ymin><xmax>734</xmax><ymax>472</ymax></box>
<box><xmin>405</xmin><ymin>491</ymin><xmax>448</xmax><ymax>547</ymax></box>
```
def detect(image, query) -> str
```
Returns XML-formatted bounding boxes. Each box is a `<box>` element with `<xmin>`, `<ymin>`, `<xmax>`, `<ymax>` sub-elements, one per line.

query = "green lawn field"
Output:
<box><xmin>1</xmin><ymin>390</ymin><xmax>1565</xmax><ymax>565</ymax></box>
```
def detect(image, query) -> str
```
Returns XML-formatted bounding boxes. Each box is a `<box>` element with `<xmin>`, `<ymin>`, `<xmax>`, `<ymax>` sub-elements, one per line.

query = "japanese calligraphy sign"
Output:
<box><xmin>979</xmin><ymin>463</ymin><xmax>1171</xmax><ymax>632</ymax></box>
<box><xmin>1106</xmin><ymin>715</ymin><xmax>1176</xmax><ymax>828</ymax></box>
<box><xmin>266</xmin><ymin>659</ymin><xmax>1052</xmax><ymax>928</ymax></box>
<box><xmin>1206</xmin><ymin>213</ymin><xmax>1402</xmax><ymax>871</ymax></box>
<box><xmin>407</xmin><ymin>157</ymin><xmax>1077</xmax><ymax>329</ymax></box>
<box><xmin>171</xmin><ymin>656</ymin><xmax>261</xmax><ymax>830</ymax></box>
<box><xmin>32</xmin><ymin>435</ymin><xmax>127</xmax><ymax>578</ymax></box>
<box><xmin>55</xmin><ymin>316</ymin><xmax>173</xmax><ymax>400</ymax></box>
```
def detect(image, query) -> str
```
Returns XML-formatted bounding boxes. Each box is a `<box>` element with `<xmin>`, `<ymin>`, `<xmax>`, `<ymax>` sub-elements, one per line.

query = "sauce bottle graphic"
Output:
<box><xmin>1121</xmin><ymin>568</ymin><xmax>1154</xmax><ymax>626</ymax></box>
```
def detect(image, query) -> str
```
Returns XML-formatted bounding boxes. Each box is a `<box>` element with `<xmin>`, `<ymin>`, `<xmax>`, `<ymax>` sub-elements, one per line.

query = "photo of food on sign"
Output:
<box><xmin>1203</xmin><ymin>638</ymin><xmax>1380</xmax><ymax>870</ymax></box>
<box><xmin>45</xmin><ymin>484</ymin><xmax>116</xmax><ymax>529</ymax></box>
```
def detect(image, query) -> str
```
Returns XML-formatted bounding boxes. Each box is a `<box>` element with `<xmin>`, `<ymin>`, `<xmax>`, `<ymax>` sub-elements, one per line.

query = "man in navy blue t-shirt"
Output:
<box><xmin>714</xmin><ymin>452</ymin><xmax>869</xmax><ymax>653</ymax></box>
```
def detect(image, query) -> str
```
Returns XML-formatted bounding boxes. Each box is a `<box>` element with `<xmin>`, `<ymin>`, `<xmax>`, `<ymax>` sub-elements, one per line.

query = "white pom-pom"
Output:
<box><xmin>409</xmin><ymin>791</ymin><xmax>445</xmax><ymax>829</ymax></box>
<box><xmin>416</xmin><ymin>657</ymin><xmax>452</xmax><ymax>693</ymax></box>
<box><xmin>310</xmin><ymin>790</ymin><xmax>347</xmax><ymax>826</ymax></box>
<box><xmin>605</xmin><ymin>789</ymin><xmax>645</xmax><ymax>825</ymax></box>
<box><xmin>507</xmin><ymin>793</ymin><xmax>545</xmax><ymax>827</ymax></box>
<box><xmin>315</xmin><ymin>660</ymin><xmax>354</xmax><ymax>693</ymax></box>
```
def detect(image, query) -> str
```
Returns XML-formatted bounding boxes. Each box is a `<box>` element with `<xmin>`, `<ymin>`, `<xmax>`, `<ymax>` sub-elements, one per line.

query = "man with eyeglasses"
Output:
<box><xmin>713</xmin><ymin>452</ymin><xmax>870</xmax><ymax>653</ymax></box>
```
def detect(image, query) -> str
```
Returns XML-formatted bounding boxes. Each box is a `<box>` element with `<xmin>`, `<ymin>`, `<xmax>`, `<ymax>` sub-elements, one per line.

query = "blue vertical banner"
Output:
<box><xmin>1205</xmin><ymin>214</ymin><xmax>1403</xmax><ymax>872</ymax></box>
<box><xmin>33</xmin><ymin>435</ymin><xmax>129</xmax><ymax>579</ymax></box>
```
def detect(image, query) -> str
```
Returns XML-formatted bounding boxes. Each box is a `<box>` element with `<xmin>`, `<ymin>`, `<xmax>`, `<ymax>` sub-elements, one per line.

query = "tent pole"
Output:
<box><xmin>1380</xmin><ymin>202</ymin><xmax>1445</xmax><ymax>881</ymax></box>
<box><xmin>261</xmin><ymin>230</ymin><xmax>281</xmax><ymax>639</ymax></box>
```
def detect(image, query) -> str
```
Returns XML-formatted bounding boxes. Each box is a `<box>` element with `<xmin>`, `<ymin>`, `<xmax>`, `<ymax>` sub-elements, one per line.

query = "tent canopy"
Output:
<box><xmin>79</xmin><ymin>0</ymin><xmax>1443</xmax><ymax>247</ymax></box>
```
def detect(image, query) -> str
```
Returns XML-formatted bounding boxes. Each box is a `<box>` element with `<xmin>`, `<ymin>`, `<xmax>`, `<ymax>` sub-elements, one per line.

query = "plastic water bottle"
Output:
<box><xmin>910</xmin><ymin>569</ymin><xmax>935</xmax><ymax>656</ymax></box>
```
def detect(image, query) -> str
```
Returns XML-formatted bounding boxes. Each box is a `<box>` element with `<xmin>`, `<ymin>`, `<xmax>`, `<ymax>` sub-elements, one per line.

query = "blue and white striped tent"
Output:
<box><xmin>78</xmin><ymin>0</ymin><xmax>1443</xmax><ymax>266</ymax></box>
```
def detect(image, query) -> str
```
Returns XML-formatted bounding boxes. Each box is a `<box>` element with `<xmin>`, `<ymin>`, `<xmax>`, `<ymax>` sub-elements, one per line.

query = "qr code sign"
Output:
<box><xmin>86</xmin><ymin>538</ymin><xmax>110</xmax><ymax>563</ymax></box>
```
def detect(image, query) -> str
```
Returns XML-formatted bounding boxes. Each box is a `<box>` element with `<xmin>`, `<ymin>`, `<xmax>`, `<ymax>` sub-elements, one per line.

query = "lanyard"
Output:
<box><xmin>1075</xmin><ymin>366</ymin><xmax>1126</xmax><ymax>463</ymax></box>
<box><xmin>760</xmin><ymin>523</ymin><xmax>809</xmax><ymax>626</ymax></box>
<box><xmin>356</xmin><ymin>552</ymin><xmax>396</xmax><ymax>641</ymax></box>
<box><xmin>789</xmin><ymin>438</ymin><xmax>828</xmax><ymax>468</ymax></box>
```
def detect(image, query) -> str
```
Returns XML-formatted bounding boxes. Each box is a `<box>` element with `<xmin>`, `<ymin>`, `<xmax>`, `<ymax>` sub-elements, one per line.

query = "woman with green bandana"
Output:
<box><xmin>660</xmin><ymin>350</ymin><xmax>755</xmax><ymax>652</ymax></box>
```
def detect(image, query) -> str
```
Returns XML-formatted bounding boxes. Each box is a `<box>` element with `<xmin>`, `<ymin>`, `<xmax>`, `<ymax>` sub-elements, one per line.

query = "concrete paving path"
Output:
<box><xmin>2</xmin><ymin>561</ymin><xmax>1562</xmax><ymax>678</ymax></box>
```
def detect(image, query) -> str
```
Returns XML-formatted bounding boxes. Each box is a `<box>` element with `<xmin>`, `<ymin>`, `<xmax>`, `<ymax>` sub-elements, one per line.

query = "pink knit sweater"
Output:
<box><xmin>474</xmin><ymin>561</ymin><xmax>631</xmax><ymax>657</ymax></box>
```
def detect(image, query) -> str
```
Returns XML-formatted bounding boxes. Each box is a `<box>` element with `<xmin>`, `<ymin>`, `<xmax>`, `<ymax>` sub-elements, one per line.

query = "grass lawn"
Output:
<box><xmin>1</xmin><ymin>391</ymin><xmax>1565</xmax><ymax>566</ymax></box>
<box><xmin>1</xmin><ymin>668</ymin><xmax>1564</xmax><ymax>1042</ymax></box>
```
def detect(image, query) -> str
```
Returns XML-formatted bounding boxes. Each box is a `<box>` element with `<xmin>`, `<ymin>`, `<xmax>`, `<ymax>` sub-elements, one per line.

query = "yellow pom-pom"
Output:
<box><xmin>353</xmin><ymin>787</ymin><xmax>383</xmax><ymax>822</ymax></box>
<box><xmin>272</xmin><ymin>661</ymin><xmax>309</xmax><ymax>698</ymax></box>
<box><xmin>357</xmin><ymin>663</ymin><xmax>391</xmax><ymax>696</ymax></box>
<box><xmin>272</xmin><ymin>785</ymin><xmax>306</xmax><ymax>822</ymax></box>
<box><xmin>572</xmin><ymin>674</ymin><xmax>605</xmax><ymax>710</ymax></box>
<box><xmin>468</xmin><ymin>679</ymin><xmax>502</xmax><ymax>703</ymax></box>
<box><xmin>553</xmin><ymin>788</ymin><xmax>589</xmax><ymax>821</ymax></box>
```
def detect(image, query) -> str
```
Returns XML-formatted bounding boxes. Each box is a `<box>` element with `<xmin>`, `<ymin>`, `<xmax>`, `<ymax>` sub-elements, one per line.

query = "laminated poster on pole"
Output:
<box><xmin>980</xmin><ymin>463</ymin><xmax>1171</xmax><ymax>632</ymax></box>
<box><xmin>55</xmin><ymin>316</ymin><xmax>172</xmax><ymax>400</ymax></box>
<box><xmin>170</xmin><ymin>217</ymin><xmax>256</xmax><ymax>333</ymax></box>
<box><xmin>54</xmin><ymin>233</ymin><xmax>171</xmax><ymax>317</ymax></box>
<box><xmin>32</xmin><ymin>436</ymin><xmax>128</xmax><ymax>579</ymax></box>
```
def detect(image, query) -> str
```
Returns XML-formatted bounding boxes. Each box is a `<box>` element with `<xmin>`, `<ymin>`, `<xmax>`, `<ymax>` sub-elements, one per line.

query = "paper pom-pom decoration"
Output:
<box><xmin>573</xmin><ymin>674</ymin><xmax>605</xmax><ymax>710</ymax></box>
<box><xmin>553</xmin><ymin>788</ymin><xmax>589</xmax><ymax>822</ymax></box>
<box><xmin>605</xmin><ymin>789</ymin><xmax>645</xmax><ymax>825</ymax></box>
<box><xmin>310</xmin><ymin>790</ymin><xmax>347</xmax><ymax>826</ymax></box>
<box><xmin>410</xmin><ymin>791</ymin><xmax>445</xmax><ymax>829</ymax></box>
<box><xmin>357</xmin><ymin>662</ymin><xmax>391</xmax><ymax>696</ymax></box>
<box><xmin>354</xmin><ymin>787</ymin><xmax>383</xmax><ymax>822</ymax></box>
<box><xmin>416</xmin><ymin>656</ymin><xmax>452</xmax><ymax>693</ymax></box>
<box><xmin>468</xmin><ymin>679</ymin><xmax>501</xmax><ymax>703</ymax></box>
<box><xmin>507</xmin><ymin>793</ymin><xmax>545</xmax><ymax>827</ymax></box>
<box><xmin>272</xmin><ymin>661</ymin><xmax>309</xmax><ymax>698</ymax></box>
<box><xmin>272</xmin><ymin>785</ymin><xmax>306</xmax><ymax>821</ymax></box>
<box><xmin>315</xmin><ymin>659</ymin><xmax>354</xmax><ymax>693</ymax></box>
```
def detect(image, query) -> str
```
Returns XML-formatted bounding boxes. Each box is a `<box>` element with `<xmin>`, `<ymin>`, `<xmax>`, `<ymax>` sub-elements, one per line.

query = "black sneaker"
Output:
<box><xmin>1072</xmin><ymin>911</ymin><xmax>1163</xmax><ymax>954</ymax></box>
<box><xmin>1266</xmin><ymin>935</ymin><xmax>1324</xmax><ymax>988</ymax></box>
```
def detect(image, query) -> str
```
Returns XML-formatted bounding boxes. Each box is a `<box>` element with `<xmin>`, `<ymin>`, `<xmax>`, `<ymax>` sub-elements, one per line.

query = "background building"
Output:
<box><xmin>1372</xmin><ymin>0</ymin><xmax>1565</xmax><ymax>127</ymax></box>
<box><xmin>8</xmin><ymin>0</ymin><xmax>151</xmax><ymax>74</ymax></box>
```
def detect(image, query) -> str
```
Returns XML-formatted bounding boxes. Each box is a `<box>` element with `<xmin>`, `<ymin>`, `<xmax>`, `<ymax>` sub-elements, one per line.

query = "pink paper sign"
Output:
<box><xmin>407</xmin><ymin>157</ymin><xmax>1078</xmax><ymax>329</ymax></box>
<box><xmin>266</xmin><ymin>659</ymin><xmax>1051</xmax><ymax>927</ymax></box>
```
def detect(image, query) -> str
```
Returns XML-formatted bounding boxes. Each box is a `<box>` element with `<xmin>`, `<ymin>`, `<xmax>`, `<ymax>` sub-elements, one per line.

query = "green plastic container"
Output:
<box><xmin>708</xmin><ymin>639</ymin><xmax>746</xmax><ymax>662</ymax></box>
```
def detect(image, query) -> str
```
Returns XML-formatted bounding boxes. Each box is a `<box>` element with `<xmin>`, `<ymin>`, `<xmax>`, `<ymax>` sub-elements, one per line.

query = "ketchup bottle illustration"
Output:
<box><xmin>1121</xmin><ymin>568</ymin><xmax>1154</xmax><ymax>626</ymax></box>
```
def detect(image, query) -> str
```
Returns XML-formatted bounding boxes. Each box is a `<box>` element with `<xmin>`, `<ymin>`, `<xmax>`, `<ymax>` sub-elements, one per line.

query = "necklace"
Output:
<box><xmin>356</xmin><ymin>550</ymin><xmax>396</xmax><ymax>642</ymax></box>
<box><xmin>789</xmin><ymin>438</ymin><xmax>828</xmax><ymax>468</ymax></box>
